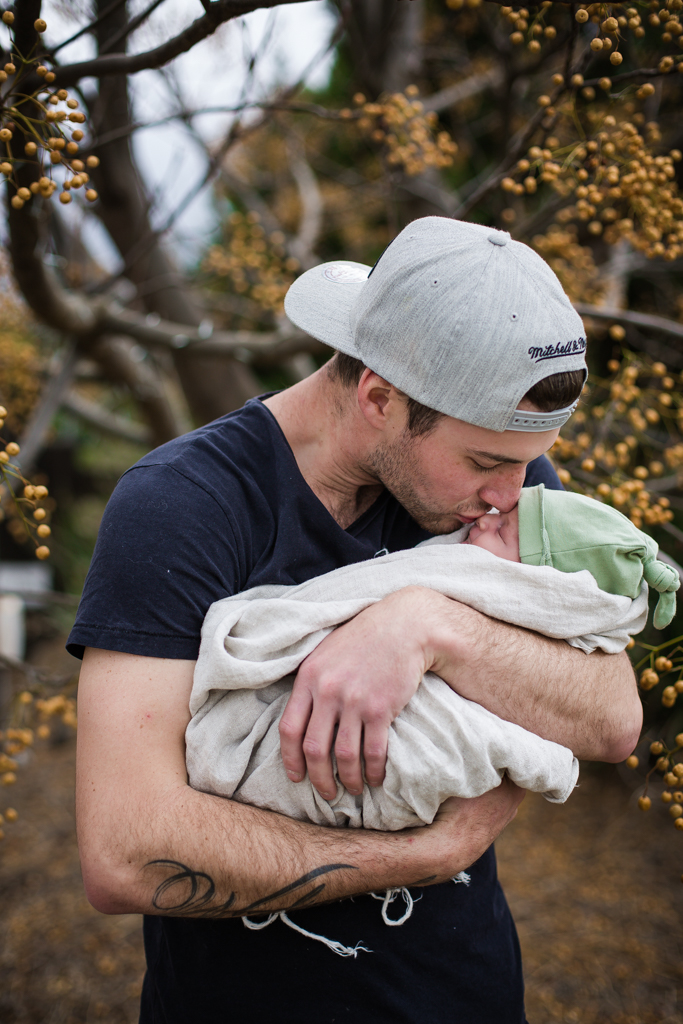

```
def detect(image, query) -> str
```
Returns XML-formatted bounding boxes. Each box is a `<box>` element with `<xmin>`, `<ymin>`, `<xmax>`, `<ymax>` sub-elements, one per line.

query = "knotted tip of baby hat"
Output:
<box><xmin>643</xmin><ymin>557</ymin><xmax>680</xmax><ymax>629</ymax></box>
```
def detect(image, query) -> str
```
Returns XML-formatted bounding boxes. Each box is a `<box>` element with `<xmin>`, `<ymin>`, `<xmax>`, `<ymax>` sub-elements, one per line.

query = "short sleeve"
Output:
<box><xmin>67</xmin><ymin>464</ymin><xmax>242</xmax><ymax>661</ymax></box>
<box><xmin>524</xmin><ymin>453</ymin><xmax>563</xmax><ymax>491</ymax></box>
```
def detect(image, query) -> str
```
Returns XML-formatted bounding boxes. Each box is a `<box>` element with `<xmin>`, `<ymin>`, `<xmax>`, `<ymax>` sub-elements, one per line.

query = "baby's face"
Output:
<box><xmin>464</xmin><ymin>505</ymin><xmax>520</xmax><ymax>562</ymax></box>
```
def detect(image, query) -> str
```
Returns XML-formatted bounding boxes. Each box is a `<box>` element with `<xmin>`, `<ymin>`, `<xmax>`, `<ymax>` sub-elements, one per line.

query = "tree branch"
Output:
<box><xmin>288</xmin><ymin>146</ymin><xmax>323</xmax><ymax>270</ymax></box>
<box><xmin>91</xmin><ymin>336</ymin><xmax>184</xmax><ymax>446</ymax></box>
<box><xmin>574</xmin><ymin>304</ymin><xmax>683</xmax><ymax>344</ymax></box>
<box><xmin>16</xmin><ymin>345</ymin><xmax>79</xmax><ymax>475</ymax></box>
<box><xmin>7</xmin><ymin>170</ymin><xmax>99</xmax><ymax>336</ymax></box>
<box><xmin>583</xmin><ymin>66</ymin><xmax>671</xmax><ymax>89</ymax></box>
<box><xmin>62</xmin><ymin>390</ymin><xmax>152</xmax><ymax>445</ymax></box>
<box><xmin>424</xmin><ymin>66</ymin><xmax>504</xmax><ymax>113</ymax></box>
<box><xmin>575</xmin><ymin>303</ymin><xmax>683</xmax><ymax>369</ymax></box>
<box><xmin>103</xmin><ymin>305</ymin><xmax>320</xmax><ymax>363</ymax></box>
<box><xmin>43</xmin><ymin>0</ymin><xmax>306</xmax><ymax>90</ymax></box>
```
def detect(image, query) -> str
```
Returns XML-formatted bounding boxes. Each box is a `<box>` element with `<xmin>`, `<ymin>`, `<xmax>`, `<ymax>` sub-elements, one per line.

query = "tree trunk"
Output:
<box><xmin>88</xmin><ymin>0</ymin><xmax>260</xmax><ymax>425</ymax></box>
<box><xmin>340</xmin><ymin>0</ymin><xmax>424</xmax><ymax>97</ymax></box>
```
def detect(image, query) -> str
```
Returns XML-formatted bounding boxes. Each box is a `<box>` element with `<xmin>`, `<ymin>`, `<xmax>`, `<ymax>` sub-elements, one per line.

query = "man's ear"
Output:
<box><xmin>356</xmin><ymin>369</ymin><xmax>406</xmax><ymax>434</ymax></box>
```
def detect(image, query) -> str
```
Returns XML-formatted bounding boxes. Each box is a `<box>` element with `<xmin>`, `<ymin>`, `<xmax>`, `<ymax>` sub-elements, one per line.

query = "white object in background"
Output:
<box><xmin>0</xmin><ymin>561</ymin><xmax>53</xmax><ymax>661</ymax></box>
<box><xmin>0</xmin><ymin>562</ymin><xmax>52</xmax><ymax>606</ymax></box>
<box><xmin>0</xmin><ymin>594</ymin><xmax>25</xmax><ymax>660</ymax></box>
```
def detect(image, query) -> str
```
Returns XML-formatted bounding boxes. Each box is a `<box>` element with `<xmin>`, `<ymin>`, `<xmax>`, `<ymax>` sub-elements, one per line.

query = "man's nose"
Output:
<box><xmin>479</xmin><ymin>470</ymin><xmax>525</xmax><ymax>514</ymax></box>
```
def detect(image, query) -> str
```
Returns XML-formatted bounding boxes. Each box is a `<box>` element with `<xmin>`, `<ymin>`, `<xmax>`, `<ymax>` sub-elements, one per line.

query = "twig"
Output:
<box><xmin>50</xmin><ymin>0</ymin><xmax>129</xmax><ymax>55</ymax></box>
<box><xmin>98</xmin><ymin>0</ymin><xmax>169</xmax><ymax>56</ymax></box>
<box><xmin>583</xmin><ymin>67</ymin><xmax>671</xmax><ymax>89</ymax></box>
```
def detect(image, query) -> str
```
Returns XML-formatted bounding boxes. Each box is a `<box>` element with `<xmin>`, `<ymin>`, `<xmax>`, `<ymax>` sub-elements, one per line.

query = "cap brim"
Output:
<box><xmin>284</xmin><ymin>261</ymin><xmax>371</xmax><ymax>356</ymax></box>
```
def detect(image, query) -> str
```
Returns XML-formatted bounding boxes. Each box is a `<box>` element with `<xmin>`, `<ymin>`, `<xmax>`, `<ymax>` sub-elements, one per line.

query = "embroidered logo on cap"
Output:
<box><xmin>322</xmin><ymin>265</ymin><xmax>369</xmax><ymax>284</ymax></box>
<box><xmin>528</xmin><ymin>337</ymin><xmax>587</xmax><ymax>362</ymax></box>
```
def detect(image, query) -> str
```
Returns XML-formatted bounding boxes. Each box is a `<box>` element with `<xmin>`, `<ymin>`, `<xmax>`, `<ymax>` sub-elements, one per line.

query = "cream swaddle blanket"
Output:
<box><xmin>186</xmin><ymin>530</ymin><xmax>647</xmax><ymax>831</ymax></box>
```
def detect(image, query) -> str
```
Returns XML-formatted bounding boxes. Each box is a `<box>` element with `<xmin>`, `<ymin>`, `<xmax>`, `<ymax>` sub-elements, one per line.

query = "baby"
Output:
<box><xmin>467</xmin><ymin>483</ymin><xmax>677</xmax><ymax>633</ymax></box>
<box><xmin>186</xmin><ymin>484</ymin><xmax>679</xmax><ymax>836</ymax></box>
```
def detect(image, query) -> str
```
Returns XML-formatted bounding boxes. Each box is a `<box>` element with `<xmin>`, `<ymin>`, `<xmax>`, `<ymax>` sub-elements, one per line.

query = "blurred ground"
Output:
<box><xmin>498</xmin><ymin>766</ymin><xmax>683</xmax><ymax>1024</ymax></box>
<box><xmin>1</xmin><ymin>731</ymin><xmax>682</xmax><ymax>1022</ymax></box>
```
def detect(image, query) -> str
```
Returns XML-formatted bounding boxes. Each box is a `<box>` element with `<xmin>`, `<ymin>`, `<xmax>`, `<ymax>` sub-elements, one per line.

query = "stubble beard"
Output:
<box><xmin>364</xmin><ymin>430</ymin><xmax>489</xmax><ymax>535</ymax></box>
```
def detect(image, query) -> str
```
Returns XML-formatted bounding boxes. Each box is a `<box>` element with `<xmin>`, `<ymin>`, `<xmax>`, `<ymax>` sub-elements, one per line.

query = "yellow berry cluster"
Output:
<box><xmin>531</xmin><ymin>225</ymin><xmax>605</xmax><ymax>304</ymax></box>
<box><xmin>0</xmin><ymin>690</ymin><xmax>76</xmax><ymax>836</ymax></box>
<box><xmin>552</xmin><ymin>354</ymin><xmax>680</xmax><ymax>531</ymax></box>
<box><xmin>576</xmin><ymin>0</ymin><xmax>683</xmax><ymax>54</ymax></box>
<box><xmin>499</xmin><ymin>2</ymin><xmax>558</xmax><ymax>53</ymax></box>
<box><xmin>0</xmin><ymin>404</ymin><xmax>52</xmax><ymax>559</ymax></box>
<box><xmin>627</xmin><ymin>734</ymin><xmax>683</xmax><ymax>834</ymax></box>
<box><xmin>34</xmin><ymin>693</ymin><xmax>77</xmax><ymax>731</ymax></box>
<box><xmin>0</xmin><ymin>315</ymin><xmax>41</xmax><ymax>431</ymax></box>
<box><xmin>638</xmin><ymin>651</ymin><xmax>683</xmax><ymax>705</ymax></box>
<box><xmin>0</xmin><ymin>804</ymin><xmax>18</xmax><ymax>841</ymax></box>
<box><xmin>350</xmin><ymin>87</ymin><xmax>458</xmax><ymax>177</ymax></box>
<box><xmin>500</xmin><ymin>0</ymin><xmax>683</xmax><ymax>60</ymax></box>
<box><xmin>202</xmin><ymin>211</ymin><xmax>300</xmax><ymax>312</ymax></box>
<box><xmin>504</xmin><ymin>117</ymin><xmax>683</xmax><ymax>261</ymax></box>
<box><xmin>0</xmin><ymin>14</ymin><xmax>99</xmax><ymax>208</ymax></box>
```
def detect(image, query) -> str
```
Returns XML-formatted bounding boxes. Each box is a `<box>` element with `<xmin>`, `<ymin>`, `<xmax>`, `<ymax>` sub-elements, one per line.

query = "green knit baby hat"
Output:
<box><xmin>518</xmin><ymin>484</ymin><xmax>680</xmax><ymax>629</ymax></box>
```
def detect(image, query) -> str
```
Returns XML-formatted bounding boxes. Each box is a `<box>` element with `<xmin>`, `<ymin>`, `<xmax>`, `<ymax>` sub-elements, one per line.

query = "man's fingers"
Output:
<box><xmin>279</xmin><ymin>687</ymin><xmax>313</xmax><ymax>783</ymax></box>
<box><xmin>302</xmin><ymin>709</ymin><xmax>338</xmax><ymax>800</ymax></box>
<box><xmin>334</xmin><ymin>718</ymin><xmax>364</xmax><ymax>795</ymax></box>
<box><xmin>362</xmin><ymin>721</ymin><xmax>388</xmax><ymax>788</ymax></box>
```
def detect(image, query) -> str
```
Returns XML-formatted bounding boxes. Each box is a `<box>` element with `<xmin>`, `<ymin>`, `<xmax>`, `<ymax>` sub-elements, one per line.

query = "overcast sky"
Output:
<box><xmin>1</xmin><ymin>1</ymin><xmax>337</xmax><ymax>272</ymax></box>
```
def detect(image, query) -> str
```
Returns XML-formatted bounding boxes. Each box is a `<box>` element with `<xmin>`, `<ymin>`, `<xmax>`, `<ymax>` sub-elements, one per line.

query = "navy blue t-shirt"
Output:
<box><xmin>69</xmin><ymin>397</ymin><xmax>560</xmax><ymax>1024</ymax></box>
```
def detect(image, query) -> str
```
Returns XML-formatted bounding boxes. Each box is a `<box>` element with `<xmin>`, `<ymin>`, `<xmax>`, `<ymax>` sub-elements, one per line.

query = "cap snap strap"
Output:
<box><xmin>506</xmin><ymin>399</ymin><xmax>580</xmax><ymax>432</ymax></box>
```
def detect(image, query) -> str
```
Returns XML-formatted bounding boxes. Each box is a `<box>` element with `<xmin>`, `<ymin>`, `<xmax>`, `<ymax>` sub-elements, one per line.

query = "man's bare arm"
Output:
<box><xmin>424</xmin><ymin>588</ymin><xmax>641</xmax><ymax>759</ymax></box>
<box><xmin>279</xmin><ymin>586</ymin><xmax>642</xmax><ymax>798</ymax></box>
<box><xmin>76</xmin><ymin>648</ymin><xmax>524</xmax><ymax>917</ymax></box>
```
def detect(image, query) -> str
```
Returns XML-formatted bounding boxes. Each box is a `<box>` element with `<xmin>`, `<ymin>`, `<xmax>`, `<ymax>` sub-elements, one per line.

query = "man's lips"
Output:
<box><xmin>457</xmin><ymin>514</ymin><xmax>482</xmax><ymax>524</ymax></box>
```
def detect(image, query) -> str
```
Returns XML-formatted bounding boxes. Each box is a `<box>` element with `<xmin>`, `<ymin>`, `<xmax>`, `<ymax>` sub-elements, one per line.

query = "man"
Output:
<box><xmin>72</xmin><ymin>218</ymin><xmax>640</xmax><ymax>1023</ymax></box>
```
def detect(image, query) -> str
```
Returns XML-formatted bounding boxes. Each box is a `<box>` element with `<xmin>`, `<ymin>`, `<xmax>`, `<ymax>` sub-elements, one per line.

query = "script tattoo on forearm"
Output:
<box><xmin>145</xmin><ymin>860</ymin><xmax>358</xmax><ymax>918</ymax></box>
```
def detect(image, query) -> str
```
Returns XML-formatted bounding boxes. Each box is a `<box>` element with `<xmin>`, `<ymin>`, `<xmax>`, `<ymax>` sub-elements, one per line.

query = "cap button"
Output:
<box><xmin>488</xmin><ymin>231</ymin><xmax>509</xmax><ymax>246</ymax></box>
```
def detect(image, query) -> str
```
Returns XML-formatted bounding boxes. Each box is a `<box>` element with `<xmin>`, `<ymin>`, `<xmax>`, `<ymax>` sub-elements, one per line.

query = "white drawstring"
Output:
<box><xmin>241</xmin><ymin>872</ymin><xmax>472</xmax><ymax>956</ymax></box>
<box><xmin>371</xmin><ymin>886</ymin><xmax>415</xmax><ymax>926</ymax></box>
<box><xmin>242</xmin><ymin>912</ymin><xmax>370</xmax><ymax>957</ymax></box>
<box><xmin>242</xmin><ymin>913</ymin><xmax>279</xmax><ymax>930</ymax></box>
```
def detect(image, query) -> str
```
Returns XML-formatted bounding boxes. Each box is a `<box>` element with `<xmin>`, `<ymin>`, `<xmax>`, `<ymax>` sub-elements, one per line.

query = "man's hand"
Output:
<box><xmin>280</xmin><ymin>583</ymin><xmax>642</xmax><ymax>800</ymax></box>
<box><xmin>420</xmin><ymin>778</ymin><xmax>526</xmax><ymax>883</ymax></box>
<box><xmin>279</xmin><ymin>587</ymin><xmax>440</xmax><ymax>799</ymax></box>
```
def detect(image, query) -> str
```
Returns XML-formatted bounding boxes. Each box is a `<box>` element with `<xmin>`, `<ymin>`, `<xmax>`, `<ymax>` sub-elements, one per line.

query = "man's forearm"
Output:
<box><xmin>76</xmin><ymin>650</ymin><xmax>524</xmax><ymax>919</ymax></box>
<box><xmin>423</xmin><ymin>589</ymin><xmax>642</xmax><ymax>761</ymax></box>
<box><xmin>78</xmin><ymin>775</ymin><xmax>520</xmax><ymax>919</ymax></box>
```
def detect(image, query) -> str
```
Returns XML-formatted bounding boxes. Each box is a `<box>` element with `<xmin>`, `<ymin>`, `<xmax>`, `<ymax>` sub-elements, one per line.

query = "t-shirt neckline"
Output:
<box><xmin>253</xmin><ymin>395</ymin><xmax>391</xmax><ymax>537</ymax></box>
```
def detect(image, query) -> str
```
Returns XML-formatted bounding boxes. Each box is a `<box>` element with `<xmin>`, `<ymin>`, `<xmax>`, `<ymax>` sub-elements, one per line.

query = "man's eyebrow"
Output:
<box><xmin>467</xmin><ymin>448</ymin><xmax>525</xmax><ymax>465</ymax></box>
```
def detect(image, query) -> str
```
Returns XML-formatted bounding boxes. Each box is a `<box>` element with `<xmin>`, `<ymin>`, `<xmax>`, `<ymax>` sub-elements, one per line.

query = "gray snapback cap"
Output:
<box><xmin>284</xmin><ymin>216</ymin><xmax>587</xmax><ymax>433</ymax></box>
